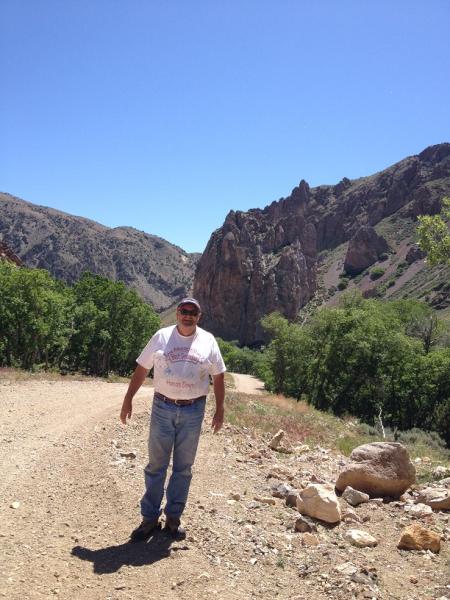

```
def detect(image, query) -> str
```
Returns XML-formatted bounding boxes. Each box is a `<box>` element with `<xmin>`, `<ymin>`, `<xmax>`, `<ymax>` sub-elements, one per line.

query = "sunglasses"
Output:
<box><xmin>179</xmin><ymin>308</ymin><xmax>199</xmax><ymax>317</ymax></box>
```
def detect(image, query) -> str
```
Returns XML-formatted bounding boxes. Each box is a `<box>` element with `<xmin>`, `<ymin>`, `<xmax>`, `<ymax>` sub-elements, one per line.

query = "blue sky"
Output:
<box><xmin>1</xmin><ymin>1</ymin><xmax>449</xmax><ymax>253</ymax></box>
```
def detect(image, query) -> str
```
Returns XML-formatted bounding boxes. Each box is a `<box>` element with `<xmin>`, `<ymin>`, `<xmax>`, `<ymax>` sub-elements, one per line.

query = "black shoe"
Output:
<box><xmin>164</xmin><ymin>515</ymin><xmax>186</xmax><ymax>539</ymax></box>
<box><xmin>130</xmin><ymin>517</ymin><xmax>160</xmax><ymax>542</ymax></box>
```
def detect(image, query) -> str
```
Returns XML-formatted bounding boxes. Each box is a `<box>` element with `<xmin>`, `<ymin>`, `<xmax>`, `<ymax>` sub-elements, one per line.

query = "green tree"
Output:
<box><xmin>67</xmin><ymin>273</ymin><xmax>160</xmax><ymax>375</ymax></box>
<box><xmin>0</xmin><ymin>263</ymin><xmax>73</xmax><ymax>369</ymax></box>
<box><xmin>259</xmin><ymin>293</ymin><xmax>450</xmax><ymax>442</ymax></box>
<box><xmin>417</xmin><ymin>197</ymin><xmax>450</xmax><ymax>265</ymax></box>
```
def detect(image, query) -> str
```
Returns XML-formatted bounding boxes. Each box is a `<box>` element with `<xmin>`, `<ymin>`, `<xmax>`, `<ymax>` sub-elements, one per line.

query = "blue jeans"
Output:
<box><xmin>141</xmin><ymin>396</ymin><xmax>206</xmax><ymax>520</ymax></box>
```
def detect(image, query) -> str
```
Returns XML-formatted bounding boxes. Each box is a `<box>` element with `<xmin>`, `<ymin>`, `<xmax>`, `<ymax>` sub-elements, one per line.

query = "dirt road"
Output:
<box><xmin>0</xmin><ymin>377</ymin><xmax>289</xmax><ymax>600</ymax></box>
<box><xmin>229</xmin><ymin>373</ymin><xmax>265</xmax><ymax>395</ymax></box>
<box><xmin>1</xmin><ymin>377</ymin><xmax>448</xmax><ymax>600</ymax></box>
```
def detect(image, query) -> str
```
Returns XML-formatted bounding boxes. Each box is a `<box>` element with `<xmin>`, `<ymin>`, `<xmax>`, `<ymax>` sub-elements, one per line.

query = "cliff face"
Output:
<box><xmin>194</xmin><ymin>143</ymin><xmax>450</xmax><ymax>345</ymax></box>
<box><xmin>0</xmin><ymin>193</ymin><xmax>199</xmax><ymax>311</ymax></box>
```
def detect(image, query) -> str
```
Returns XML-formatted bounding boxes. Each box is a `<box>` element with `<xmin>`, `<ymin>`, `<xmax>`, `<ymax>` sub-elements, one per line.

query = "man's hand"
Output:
<box><xmin>120</xmin><ymin>365</ymin><xmax>149</xmax><ymax>424</ymax></box>
<box><xmin>120</xmin><ymin>398</ymin><xmax>132</xmax><ymax>424</ymax></box>
<box><xmin>211</xmin><ymin>408</ymin><xmax>224</xmax><ymax>434</ymax></box>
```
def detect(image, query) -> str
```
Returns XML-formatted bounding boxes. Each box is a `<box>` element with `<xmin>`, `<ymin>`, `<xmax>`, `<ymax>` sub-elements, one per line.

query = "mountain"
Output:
<box><xmin>0</xmin><ymin>192</ymin><xmax>199</xmax><ymax>311</ymax></box>
<box><xmin>194</xmin><ymin>143</ymin><xmax>450</xmax><ymax>345</ymax></box>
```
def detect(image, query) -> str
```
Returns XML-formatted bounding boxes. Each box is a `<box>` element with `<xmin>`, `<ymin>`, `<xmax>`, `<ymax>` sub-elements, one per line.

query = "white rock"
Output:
<box><xmin>296</xmin><ymin>483</ymin><xmax>341</xmax><ymax>523</ymax></box>
<box><xmin>10</xmin><ymin>501</ymin><xmax>20</xmax><ymax>509</ymax></box>
<box><xmin>344</xmin><ymin>529</ymin><xmax>378</xmax><ymax>547</ymax></box>
<box><xmin>342</xmin><ymin>486</ymin><xmax>370</xmax><ymax>506</ymax></box>
<box><xmin>404</xmin><ymin>503</ymin><xmax>433</xmax><ymax>517</ymax></box>
<box><xmin>334</xmin><ymin>562</ymin><xmax>358</xmax><ymax>575</ymax></box>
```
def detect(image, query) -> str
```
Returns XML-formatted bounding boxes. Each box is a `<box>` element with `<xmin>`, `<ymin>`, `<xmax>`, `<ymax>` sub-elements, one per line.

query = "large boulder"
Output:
<box><xmin>335</xmin><ymin>442</ymin><xmax>415</xmax><ymax>498</ymax></box>
<box><xmin>296</xmin><ymin>483</ymin><xmax>342</xmax><ymax>524</ymax></box>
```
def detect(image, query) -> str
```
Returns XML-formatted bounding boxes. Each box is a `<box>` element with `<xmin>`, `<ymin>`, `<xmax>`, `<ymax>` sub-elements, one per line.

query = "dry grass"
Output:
<box><xmin>225</xmin><ymin>390</ymin><xmax>348</xmax><ymax>447</ymax></box>
<box><xmin>225</xmin><ymin>389</ymin><xmax>450</xmax><ymax>466</ymax></box>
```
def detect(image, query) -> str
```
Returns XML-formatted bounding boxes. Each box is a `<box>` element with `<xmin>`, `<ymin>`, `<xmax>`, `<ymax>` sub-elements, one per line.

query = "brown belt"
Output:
<box><xmin>154</xmin><ymin>391</ymin><xmax>206</xmax><ymax>406</ymax></box>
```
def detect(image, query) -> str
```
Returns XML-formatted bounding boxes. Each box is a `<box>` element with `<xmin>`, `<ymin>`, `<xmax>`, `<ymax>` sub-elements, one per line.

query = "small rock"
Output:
<box><xmin>294</xmin><ymin>515</ymin><xmax>317</xmax><ymax>533</ymax></box>
<box><xmin>197</xmin><ymin>573</ymin><xmax>211</xmax><ymax>581</ymax></box>
<box><xmin>341</xmin><ymin>507</ymin><xmax>361</xmax><ymax>523</ymax></box>
<box><xmin>229</xmin><ymin>492</ymin><xmax>241</xmax><ymax>501</ymax></box>
<box><xmin>271</xmin><ymin>482</ymin><xmax>294</xmax><ymax>499</ymax></box>
<box><xmin>404</xmin><ymin>503</ymin><xmax>433</xmax><ymax>517</ymax></box>
<box><xmin>344</xmin><ymin>529</ymin><xmax>378</xmax><ymax>548</ymax></box>
<box><xmin>342</xmin><ymin>486</ymin><xmax>370</xmax><ymax>507</ymax></box>
<box><xmin>268</xmin><ymin>430</ymin><xmax>284</xmax><ymax>450</ymax></box>
<box><xmin>268</xmin><ymin>429</ymin><xmax>293</xmax><ymax>453</ymax></box>
<box><xmin>10</xmin><ymin>501</ymin><xmax>20</xmax><ymax>509</ymax></box>
<box><xmin>254</xmin><ymin>496</ymin><xmax>276</xmax><ymax>506</ymax></box>
<box><xmin>302</xmin><ymin>532</ymin><xmax>320</xmax><ymax>547</ymax></box>
<box><xmin>334</xmin><ymin>562</ymin><xmax>358</xmax><ymax>576</ymax></box>
<box><xmin>397</xmin><ymin>523</ymin><xmax>441</xmax><ymax>553</ymax></box>
<box><xmin>120</xmin><ymin>451</ymin><xmax>137</xmax><ymax>459</ymax></box>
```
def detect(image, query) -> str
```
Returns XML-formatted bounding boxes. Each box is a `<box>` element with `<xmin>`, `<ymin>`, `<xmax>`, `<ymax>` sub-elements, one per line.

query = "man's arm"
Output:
<box><xmin>211</xmin><ymin>372</ymin><xmax>225</xmax><ymax>434</ymax></box>
<box><xmin>120</xmin><ymin>364</ymin><xmax>149</xmax><ymax>424</ymax></box>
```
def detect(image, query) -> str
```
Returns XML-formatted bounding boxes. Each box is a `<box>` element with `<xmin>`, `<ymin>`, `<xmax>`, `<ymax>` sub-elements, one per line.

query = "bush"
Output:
<box><xmin>395</xmin><ymin>261</ymin><xmax>409</xmax><ymax>277</ymax></box>
<box><xmin>216</xmin><ymin>338</ymin><xmax>262</xmax><ymax>376</ymax></box>
<box><xmin>337</xmin><ymin>279</ymin><xmax>349</xmax><ymax>290</ymax></box>
<box><xmin>379</xmin><ymin>252</ymin><xmax>389</xmax><ymax>261</ymax></box>
<box><xmin>370</xmin><ymin>267</ymin><xmax>385</xmax><ymax>280</ymax></box>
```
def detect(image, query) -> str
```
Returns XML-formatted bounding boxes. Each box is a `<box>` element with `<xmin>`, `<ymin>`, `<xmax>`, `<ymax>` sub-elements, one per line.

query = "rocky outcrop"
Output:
<box><xmin>0</xmin><ymin>193</ymin><xmax>199</xmax><ymax>310</ymax></box>
<box><xmin>194</xmin><ymin>143</ymin><xmax>450</xmax><ymax>344</ymax></box>
<box><xmin>343</xmin><ymin>226</ymin><xmax>389</xmax><ymax>276</ymax></box>
<box><xmin>335</xmin><ymin>442</ymin><xmax>416</xmax><ymax>498</ymax></box>
<box><xmin>0</xmin><ymin>241</ymin><xmax>23</xmax><ymax>266</ymax></box>
<box><xmin>406</xmin><ymin>244</ymin><xmax>426</xmax><ymax>264</ymax></box>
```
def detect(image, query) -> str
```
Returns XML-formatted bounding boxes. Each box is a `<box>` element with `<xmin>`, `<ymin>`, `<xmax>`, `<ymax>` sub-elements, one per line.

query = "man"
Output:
<box><xmin>120</xmin><ymin>297</ymin><xmax>226</xmax><ymax>541</ymax></box>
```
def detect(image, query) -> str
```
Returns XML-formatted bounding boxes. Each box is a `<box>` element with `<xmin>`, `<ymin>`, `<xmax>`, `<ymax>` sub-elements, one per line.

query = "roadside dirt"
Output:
<box><xmin>1</xmin><ymin>376</ymin><xmax>448</xmax><ymax>600</ymax></box>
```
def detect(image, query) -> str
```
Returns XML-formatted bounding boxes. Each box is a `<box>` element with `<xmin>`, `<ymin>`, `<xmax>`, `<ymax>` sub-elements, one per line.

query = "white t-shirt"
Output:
<box><xmin>137</xmin><ymin>325</ymin><xmax>226</xmax><ymax>399</ymax></box>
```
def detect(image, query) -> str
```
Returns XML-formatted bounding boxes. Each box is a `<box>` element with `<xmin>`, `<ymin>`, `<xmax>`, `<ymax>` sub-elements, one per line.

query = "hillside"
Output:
<box><xmin>194</xmin><ymin>143</ymin><xmax>450</xmax><ymax>345</ymax></box>
<box><xmin>1</xmin><ymin>374</ymin><xmax>448</xmax><ymax>600</ymax></box>
<box><xmin>0</xmin><ymin>192</ymin><xmax>199</xmax><ymax>311</ymax></box>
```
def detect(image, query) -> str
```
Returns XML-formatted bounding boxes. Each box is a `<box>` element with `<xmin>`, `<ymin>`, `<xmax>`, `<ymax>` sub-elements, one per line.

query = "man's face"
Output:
<box><xmin>176</xmin><ymin>303</ymin><xmax>201</xmax><ymax>330</ymax></box>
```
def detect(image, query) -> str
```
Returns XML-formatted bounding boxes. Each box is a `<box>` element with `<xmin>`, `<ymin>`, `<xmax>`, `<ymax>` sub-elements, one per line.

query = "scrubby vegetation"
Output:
<box><xmin>417</xmin><ymin>196</ymin><xmax>450</xmax><ymax>266</ymax></box>
<box><xmin>258</xmin><ymin>293</ymin><xmax>450</xmax><ymax>446</ymax></box>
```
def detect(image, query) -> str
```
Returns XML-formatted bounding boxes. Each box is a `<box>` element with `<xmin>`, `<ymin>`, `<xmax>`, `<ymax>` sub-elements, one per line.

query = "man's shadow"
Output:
<box><xmin>71</xmin><ymin>527</ymin><xmax>188</xmax><ymax>574</ymax></box>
